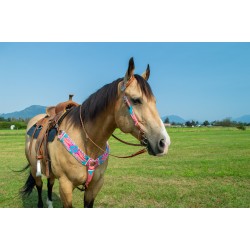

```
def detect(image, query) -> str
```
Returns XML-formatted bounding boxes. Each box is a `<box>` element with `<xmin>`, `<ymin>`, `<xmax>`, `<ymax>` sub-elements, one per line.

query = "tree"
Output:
<box><xmin>186</xmin><ymin>120</ymin><xmax>198</xmax><ymax>127</ymax></box>
<box><xmin>203</xmin><ymin>120</ymin><xmax>210</xmax><ymax>126</ymax></box>
<box><xmin>220</xmin><ymin>118</ymin><xmax>232</xmax><ymax>127</ymax></box>
<box><xmin>164</xmin><ymin>117</ymin><xmax>170</xmax><ymax>124</ymax></box>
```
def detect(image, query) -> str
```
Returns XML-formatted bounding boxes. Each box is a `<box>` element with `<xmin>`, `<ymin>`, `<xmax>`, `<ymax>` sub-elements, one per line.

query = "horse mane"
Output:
<box><xmin>68</xmin><ymin>74</ymin><xmax>154</xmax><ymax>125</ymax></box>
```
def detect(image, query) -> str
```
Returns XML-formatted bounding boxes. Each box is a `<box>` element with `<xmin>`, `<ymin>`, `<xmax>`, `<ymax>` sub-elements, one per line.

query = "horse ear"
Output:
<box><xmin>142</xmin><ymin>64</ymin><xmax>150</xmax><ymax>81</ymax></box>
<box><xmin>124</xmin><ymin>57</ymin><xmax>135</xmax><ymax>85</ymax></box>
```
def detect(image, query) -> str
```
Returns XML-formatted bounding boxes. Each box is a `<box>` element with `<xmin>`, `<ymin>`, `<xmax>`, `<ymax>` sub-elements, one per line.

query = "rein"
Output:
<box><xmin>111</xmin><ymin>134</ymin><xmax>142</xmax><ymax>147</ymax></box>
<box><xmin>79</xmin><ymin>76</ymin><xmax>148</xmax><ymax>159</ymax></box>
<box><xmin>80</xmin><ymin>105</ymin><xmax>147</xmax><ymax>159</ymax></box>
<box><xmin>58</xmin><ymin>76</ymin><xmax>147</xmax><ymax>191</ymax></box>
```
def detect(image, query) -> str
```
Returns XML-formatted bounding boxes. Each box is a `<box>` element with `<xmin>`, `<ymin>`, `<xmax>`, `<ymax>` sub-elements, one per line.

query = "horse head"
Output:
<box><xmin>115</xmin><ymin>57</ymin><xmax>171</xmax><ymax>156</ymax></box>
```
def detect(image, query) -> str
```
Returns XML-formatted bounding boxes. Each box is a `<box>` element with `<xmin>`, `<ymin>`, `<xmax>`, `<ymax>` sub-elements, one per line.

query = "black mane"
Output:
<box><xmin>69</xmin><ymin>74</ymin><xmax>154</xmax><ymax>124</ymax></box>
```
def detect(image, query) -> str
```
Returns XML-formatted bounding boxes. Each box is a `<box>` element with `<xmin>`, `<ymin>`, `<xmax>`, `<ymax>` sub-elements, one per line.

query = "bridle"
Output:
<box><xmin>80</xmin><ymin>76</ymin><xmax>148</xmax><ymax>159</ymax></box>
<box><xmin>119</xmin><ymin>75</ymin><xmax>148</xmax><ymax>147</ymax></box>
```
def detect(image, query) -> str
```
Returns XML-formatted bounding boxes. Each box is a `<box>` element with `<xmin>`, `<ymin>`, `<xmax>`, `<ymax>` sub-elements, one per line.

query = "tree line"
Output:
<box><xmin>164</xmin><ymin>117</ymin><xmax>249</xmax><ymax>130</ymax></box>
<box><xmin>1</xmin><ymin>116</ymin><xmax>249</xmax><ymax>130</ymax></box>
<box><xmin>0</xmin><ymin>117</ymin><xmax>28</xmax><ymax>129</ymax></box>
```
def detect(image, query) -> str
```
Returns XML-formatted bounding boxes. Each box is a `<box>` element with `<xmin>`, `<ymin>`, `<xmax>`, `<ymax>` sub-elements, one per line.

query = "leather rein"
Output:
<box><xmin>79</xmin><ymin>76</ymin><xmax>148</xmax><ymax>159</ymax></box>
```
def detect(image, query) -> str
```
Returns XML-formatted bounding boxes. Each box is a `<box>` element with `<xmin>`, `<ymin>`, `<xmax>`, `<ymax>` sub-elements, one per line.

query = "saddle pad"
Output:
<box><xmin>27</xmin><ymin>125</ymin><xmax>41</xmax><ymax>138</ymax></box>
<box><xmin>27</xmin><ymin>124</ymin><xmax>58</xmax><ymax>142</ymax></box>
<box><xmin>48</xmin><ymin>128</ymin><xmax>58</xmax><ymax>142</ymax></box>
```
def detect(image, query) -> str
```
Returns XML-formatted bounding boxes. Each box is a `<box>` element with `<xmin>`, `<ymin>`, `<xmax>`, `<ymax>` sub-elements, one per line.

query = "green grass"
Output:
<box><xmin>0</xmin><ymin>127</ymin><xmax>249</xmax><ymax>208</ymax></box>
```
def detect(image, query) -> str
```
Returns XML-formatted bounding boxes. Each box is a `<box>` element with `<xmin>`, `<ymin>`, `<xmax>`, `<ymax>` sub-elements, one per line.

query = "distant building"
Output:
<box><xmin>164</xmin><ymin>123</ymin><xmax>171</xmax><ymax>127</ymax></box>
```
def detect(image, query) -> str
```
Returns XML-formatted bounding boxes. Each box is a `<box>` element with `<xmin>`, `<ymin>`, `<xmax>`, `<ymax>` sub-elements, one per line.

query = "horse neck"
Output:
<box><xmin>84</xmin><ymin>106</ymin><xmax>117</xmax><ymax>150</ymax></box>
<box><xmin>64</xmin><ymin>105</ymin><xmax>116</xmax><ymax>158</ymax></box>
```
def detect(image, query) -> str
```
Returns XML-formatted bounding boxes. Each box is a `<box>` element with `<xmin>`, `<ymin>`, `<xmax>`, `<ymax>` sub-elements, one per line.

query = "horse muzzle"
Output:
<box><xmin>146</xmin><ymin>131</ymin><xmax>171</xmax><ymax>157</ymax></box>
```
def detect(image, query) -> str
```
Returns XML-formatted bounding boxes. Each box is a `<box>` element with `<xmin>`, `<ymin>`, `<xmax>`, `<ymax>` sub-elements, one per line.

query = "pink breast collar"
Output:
<box><xmin>58</xmin><ymin>131</ymin><xmax>109</xmax><ymax>188</ymax></box>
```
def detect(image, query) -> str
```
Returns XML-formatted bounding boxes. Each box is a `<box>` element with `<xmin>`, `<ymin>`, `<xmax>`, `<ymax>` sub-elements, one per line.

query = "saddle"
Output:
<box><xmin>27</xmin><ymin>95</ymin><xmax>79</xmax><ymax>177</ymax></box>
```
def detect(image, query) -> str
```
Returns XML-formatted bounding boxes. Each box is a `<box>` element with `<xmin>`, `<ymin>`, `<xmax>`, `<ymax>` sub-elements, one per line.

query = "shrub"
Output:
<box><xmin>236</xmin><ymin>124</ymin><xmax>246</xmax><ymax>131</ymax></box>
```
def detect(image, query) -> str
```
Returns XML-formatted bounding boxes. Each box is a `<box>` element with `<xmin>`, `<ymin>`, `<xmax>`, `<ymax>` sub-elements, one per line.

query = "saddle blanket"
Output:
<box><xmin>27</xmin><ymin>122</ymin><xmax>58</xmax><ymax>142</ymax></box>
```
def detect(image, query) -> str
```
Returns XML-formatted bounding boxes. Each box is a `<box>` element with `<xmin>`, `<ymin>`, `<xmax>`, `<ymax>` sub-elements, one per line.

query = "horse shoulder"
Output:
<box><xmin>48</xmin><ymin>139</ymin><xmax>88</xmax><ymax>186</ymax></box>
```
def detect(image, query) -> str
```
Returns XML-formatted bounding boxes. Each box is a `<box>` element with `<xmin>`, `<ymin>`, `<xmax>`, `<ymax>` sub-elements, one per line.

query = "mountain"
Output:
<box><xmin>2</xmin><ymin>105</ymin><xmax>249</xmax><ymax>124</ymax></box>
<box><xmin>162</xmin><ymin>115</ymin><xmax>186</xmax><ymax>124</ymax></box>
<box><xmin>233</xmin><ymin>115</ymin><xmax>250</xmax><ymax>123</ymax></box>
<box><xmin>0</xmin><ymin>105</ymin><xmax>46</xmax><ymax>119</ymax></box>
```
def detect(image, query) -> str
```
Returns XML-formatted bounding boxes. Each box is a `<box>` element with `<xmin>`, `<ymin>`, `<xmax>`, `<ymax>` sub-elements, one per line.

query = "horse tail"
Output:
<box><xmin>12</xmin><ymin>163</ymin><xmax>30</xmax><ymax>173</ymax></box>
<box><xmin>20</xmin><ymin>165</ymin><xmax>36</xmax><ymax>197</ymax></box>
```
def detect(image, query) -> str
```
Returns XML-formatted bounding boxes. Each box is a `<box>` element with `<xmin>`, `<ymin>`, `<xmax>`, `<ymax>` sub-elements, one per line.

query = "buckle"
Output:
<box><xmin>87</xmin><ymin>158</ymin><xmax>98</xmax><ymax>167</ymax></box>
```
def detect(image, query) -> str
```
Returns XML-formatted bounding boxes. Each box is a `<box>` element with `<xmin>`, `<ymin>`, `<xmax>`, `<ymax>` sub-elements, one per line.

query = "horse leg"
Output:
<box><xmin>84</xmin><ymin>176</ymin><xmax>104</xmax><ymax>208</ymax></box>
<box><xmin>20</xmin><ymin>170</ymin><xmax>43</xmax><ymax>208</ymax></box>
<box><xmin>59</xmin><ymin>177</ymin><xmax>73</xmax><ymax>208</ymax></box>
<box><xmin>46</xmin><ymin>177</ymin><xmax>55</xmax><ymax>208</ymax></box>
<box><xmin>35</xmin><ymin>177</ymin><xmax>44</xmax><ymax>208</ymax></box>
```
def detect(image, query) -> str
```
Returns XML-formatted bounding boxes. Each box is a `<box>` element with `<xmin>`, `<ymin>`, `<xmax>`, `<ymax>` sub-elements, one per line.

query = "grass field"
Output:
<box><xmin>0</xmin><ymin>127</ymin><xmax>249</xmax><ymax>208</ymax></box>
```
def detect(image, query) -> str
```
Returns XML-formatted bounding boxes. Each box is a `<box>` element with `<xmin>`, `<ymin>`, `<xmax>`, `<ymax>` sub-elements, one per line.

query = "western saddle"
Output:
<box><xmin>27</xmin><ymin>94</ymin><xmax>79</xmax><ymax>177</ymax></box>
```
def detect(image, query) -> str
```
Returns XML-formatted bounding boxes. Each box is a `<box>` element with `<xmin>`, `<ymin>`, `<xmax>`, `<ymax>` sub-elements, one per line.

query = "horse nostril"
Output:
<box><xmin>159</xmin><ymin>139</ymin><xmax>166</xmax><ymax>150</ymax></box>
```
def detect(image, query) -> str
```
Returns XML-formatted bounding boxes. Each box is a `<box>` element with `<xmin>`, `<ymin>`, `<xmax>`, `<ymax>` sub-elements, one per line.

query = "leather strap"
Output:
<box><xmin>79</xmin><ymin>105</ymin><xmax>147</xmax><ymax>159</ymax></box>
<box><xmin>28</xmin><ymin>108</ymin><xmax>75</xmax><ymax>178</ymax></box>
<box><xmin>111</xmin><ymin>133</ymin><xmax>142</xmax><ymax>147</ymax></box>
<box><xmin>110</xmin><ymin>148</ymin><xmax>147</xmax><ymax>159</ymax></box>
<box><xmin>35</xmin><ymin>118</ymin><xmax>50</xmax><ymax>159</ymax></box>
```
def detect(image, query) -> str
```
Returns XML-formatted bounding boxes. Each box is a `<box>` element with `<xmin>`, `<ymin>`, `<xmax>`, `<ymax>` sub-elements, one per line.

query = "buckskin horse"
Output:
<box><xmin>20</xmin><ymin>57</ymin><xmax>171</xmax><ymax>208</ymax></box>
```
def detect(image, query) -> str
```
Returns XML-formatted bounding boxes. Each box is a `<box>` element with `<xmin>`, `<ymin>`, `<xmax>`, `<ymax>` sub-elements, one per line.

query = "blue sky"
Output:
<box><xmin>0</xmin><ymin>42</ymin><xmax>249</xmax><ymax>121</ymax></box>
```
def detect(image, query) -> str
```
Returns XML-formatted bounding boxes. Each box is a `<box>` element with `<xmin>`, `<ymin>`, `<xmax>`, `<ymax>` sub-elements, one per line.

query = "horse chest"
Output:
<box><xmin>49</xmin><ymin>141</ymin><xmax>108</xmax><ymax>187</ymax></box>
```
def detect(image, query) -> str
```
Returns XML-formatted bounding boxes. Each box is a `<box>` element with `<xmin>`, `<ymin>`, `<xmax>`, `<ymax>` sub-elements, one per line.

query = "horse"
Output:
<box><xmin>20</xmin><ymin>57</ymin><xmax>171</xmax><ymax>208</ymax></box>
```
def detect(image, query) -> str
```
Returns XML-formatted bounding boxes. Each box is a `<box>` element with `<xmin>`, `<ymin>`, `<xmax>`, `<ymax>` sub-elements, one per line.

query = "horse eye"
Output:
<box><xmin>131</xmin><ymin>98</ymin><xmax>142</xmax><ymax>105</ymax></box>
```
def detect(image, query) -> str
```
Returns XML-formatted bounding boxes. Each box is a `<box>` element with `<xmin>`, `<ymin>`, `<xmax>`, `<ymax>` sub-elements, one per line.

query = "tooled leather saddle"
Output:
<box><xmin>27</xmin><ymin>95</ymin><xmax>79</xmax><ymax>177</ymax></box>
